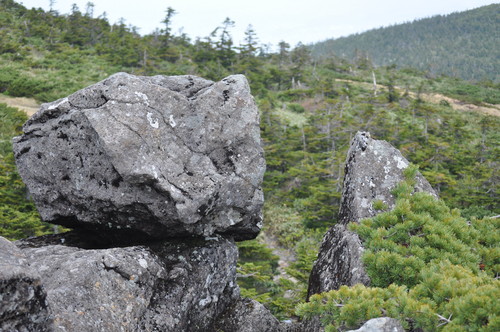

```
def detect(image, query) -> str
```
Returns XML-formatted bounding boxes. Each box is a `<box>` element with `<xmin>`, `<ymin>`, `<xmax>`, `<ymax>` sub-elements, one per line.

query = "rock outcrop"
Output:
<box><xmin>0</xmin><ymin>237</ymin><xmax>52</xmax><ymax>331</ymax></box>
<box><xmin>308</xmin><ymin>132</ymin><xmax>437</xmax><ymax>299</ymax></box>
<box><xmin>15</xmin><ymin>234</ymin><xmax>239</xmax><ymax>332</ymax></box>
<box><xmin>336</xmin><ymin>132</ymin><xmax>436</xmax><ymax>226</ymax></box>
<box><xmin>13</xmin><ymin>73</ymin><xmax>265</xmax><ymax>241</ymax></box>
<box><xmin>302</xmin><ymin>132</ymin><xmax>437</xmax><ymax>331</ymax></box>
<box><xmin>6</xmin><ymin>73</ymin><xmax>281</xmax><ymax>332</ymax></box>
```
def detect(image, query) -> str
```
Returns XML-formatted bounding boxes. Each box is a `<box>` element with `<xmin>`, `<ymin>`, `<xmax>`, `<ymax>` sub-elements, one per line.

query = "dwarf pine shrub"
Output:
<box><xmin>296</xmin><ymin>165</ymin><xmax>500</xmax><ymax>331</ymax></box>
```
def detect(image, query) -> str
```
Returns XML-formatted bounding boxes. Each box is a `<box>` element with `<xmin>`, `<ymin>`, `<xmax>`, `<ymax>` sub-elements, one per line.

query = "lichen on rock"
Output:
<box><xmin>307</xmin><ymin>131</ymin><xmax>437</xmax><ymax>298</ymax></box>
<box><xmin>13</xmin><ymin>73</ymin><xmax>266</xmax><ymax>241</ymax></box>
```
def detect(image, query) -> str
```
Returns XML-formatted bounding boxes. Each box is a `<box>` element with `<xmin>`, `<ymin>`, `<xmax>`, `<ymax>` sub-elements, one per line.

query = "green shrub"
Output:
<box><xmin>298</xmin><ymin>262</ymin><xmax>499</xmax><ymax>331</ymax></box>
<box><xmin>236</xmin><ymin>239</ymin><xmax>280</xmax><ymax>300</ymax></box>
<box><xmin>296</xmin><ymin>170</ymin><xmax>500</xmax><ymax>330</ymax></box>
<box><xmin>460</xmin><ymin>206</ymin><xmax>497</xmax><ymax>220</ymax></box>
<box><xmin>439</xmin><ymin>99</ymin><xmax>450</xmax><ymax>107</ymax></box>
<box><xmin>0</xmin><ymin>66</ymin><xmax>18</xmax><ymax>93</ymax></box>
<box><xmin>288</xmin><ymin>103</ymin><xmax>305</xmax><ymax>113</ymax></box>
<box><xmin>0</xmin><ymin>104</ymin><xmax>56</xmax><ymax>240</ymax></box>
<box><xmin>285</xmin><ymin>229</ymin><xmax>324</xmax><ymax>286</ymax></box>
<box><xmin>7</xmin><ymin>75</ymin><xmax>53</xmax><ymax>97</ymax></box>
<box><xmin>264</xmin><ymin>204</ymin><xmax>305</xmax><ymax>248</ymax></box>
<box><xmin>277</xmin><ymin>89</ymin><xmax>314</xmax><ymax>102</ymax></box>
<box><xmin>372</xmin><ymin>199</ymin><xmax>388</xmax><ymax>211</ymax></box>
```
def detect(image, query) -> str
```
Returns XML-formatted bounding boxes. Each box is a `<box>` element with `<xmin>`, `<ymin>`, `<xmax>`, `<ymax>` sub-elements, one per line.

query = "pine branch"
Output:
<box><xmin>236</xmin><ymin>272</ymin><xmax>258</xmax><ymax>278</ymax></box>
<box><xmin>436</xmin><ymin>313</ymin><xmax>452</xmax><ymax>327</ymax></box>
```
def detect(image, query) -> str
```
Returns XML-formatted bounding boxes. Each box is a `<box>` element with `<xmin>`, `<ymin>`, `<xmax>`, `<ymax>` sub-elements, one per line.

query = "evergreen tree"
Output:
<box><xmin>214</xmin><ymin>17</ymin><xmax>236</xmax><ymax>68</ymax></box>
<box><xmin>161</xmin><ymin>6</ymin><xmax>176</xmax><ymax>47</ymax></box>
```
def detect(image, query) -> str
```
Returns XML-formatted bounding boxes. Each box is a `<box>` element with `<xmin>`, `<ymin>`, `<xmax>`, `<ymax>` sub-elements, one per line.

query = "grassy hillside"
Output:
<box><xmin>1</xmin><ymin>0</ymin><xmax>499</xmax><ymax>325</ymax></box>
<box><xmin>310</xmin><ymin>4</ymin><xmax>500</xmax><ymax>83</ymax></box>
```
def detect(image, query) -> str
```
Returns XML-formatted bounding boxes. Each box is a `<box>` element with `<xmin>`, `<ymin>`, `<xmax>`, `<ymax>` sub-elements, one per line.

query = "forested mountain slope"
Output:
<box><xmin>310</xmin><ymin>4</ymin><xmax>500</xmax><ymax>82</ymax></box>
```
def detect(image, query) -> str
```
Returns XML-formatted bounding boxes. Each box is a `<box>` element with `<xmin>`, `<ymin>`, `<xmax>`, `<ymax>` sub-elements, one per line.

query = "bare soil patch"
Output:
<box><xmin>334</xmin><ymin>79</ymin><xmax>500</xmax><ymax>117</ymax></box>
<box><xmin>0</xmin><ymin>94</ymin><xmax>40</xmax><ymax>116</ymax></box>
<box><xmin>259</xmin><ymin>232</ymin><xmax>298</xmax><ymax>283</ymax></box>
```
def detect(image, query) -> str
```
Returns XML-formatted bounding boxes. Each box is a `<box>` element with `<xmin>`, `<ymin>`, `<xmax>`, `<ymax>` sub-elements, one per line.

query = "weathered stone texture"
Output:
<box><xmin>0</xmin><ymin>236</ymin><xmax>52</xmax><ymax>331</ymax></box>
<box><xmin>346</xmin><ymin>317</ymin><xmax>405</xmax><ymax>332</ymax></box>
<box><xmin>17</xmin><ymin>234</ymin><xmax>238</xmax><ymax>332</ymax></box>
<box><xmin>214</xmin><ymin>298</ymin><xmax>282</xmax><ymax>332</ymax></box>
<box><xmin>307</xmin><ymin>131</ymin><xmax>436</xmax><ymax>299</ymax></box>
<box><xmin>6</xmin><ymin>73</ymin><xmax>281</xmax><ymax>332</ymax></box>
<box><xmin>337</xmin><ymin>131</ymin><xmax>436</xmax><ymax>226</ymax></box>
<box><xmin>307</xmin><ymin>224</ymin><xmax>370</xmax><ymax>299</ymax></box>
<box><xmin>13</xmin><ymin>73</ymin><xmax>265</xmax><ymax>241</ymax></box>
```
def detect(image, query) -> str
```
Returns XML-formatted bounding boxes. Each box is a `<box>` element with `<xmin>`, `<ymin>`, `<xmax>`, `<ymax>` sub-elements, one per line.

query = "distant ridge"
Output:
<box><xmin>310</xmin><ymin>4</ymin><xmax>500</xmax><ymax>82</ymax></box>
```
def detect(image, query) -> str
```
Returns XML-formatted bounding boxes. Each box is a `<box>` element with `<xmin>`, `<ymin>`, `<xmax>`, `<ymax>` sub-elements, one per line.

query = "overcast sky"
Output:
<box><xmin>19</xmin><ymin>0</ymin><xmax>497</xmax><ymax>49</ymax></box>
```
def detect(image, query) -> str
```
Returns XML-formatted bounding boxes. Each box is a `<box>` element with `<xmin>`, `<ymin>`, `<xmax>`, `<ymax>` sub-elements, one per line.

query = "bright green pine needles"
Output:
<box><xmin>296</xmin><ymin>166</ymin><xmax>500</xmax><ymax>331</ymax></box>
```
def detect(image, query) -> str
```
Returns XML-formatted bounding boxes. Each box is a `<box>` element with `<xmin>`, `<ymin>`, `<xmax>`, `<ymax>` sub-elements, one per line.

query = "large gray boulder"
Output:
<box><xmin>12</xmin><ymin>73</ymin><xmax>265</xmax><ymax>241</ymax></box>
<box><xmin>15</xmin><ymin>234</ymin><xmax>239</xmax><ymax>332</ymax></box>
<box><xmin>307</xmin><ymin>131</ymin><xmax>436</xmax><ymax>298</ymax></box>
<box><xmin>0</xmin><ymin>236</ymin><xmax>52</xmax><ymax>331</ymax></box>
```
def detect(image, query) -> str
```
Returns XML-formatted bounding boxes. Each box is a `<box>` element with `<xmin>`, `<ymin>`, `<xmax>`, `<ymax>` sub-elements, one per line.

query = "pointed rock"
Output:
<box><xmin>307</xmin><ymin>132</ymin><xmax>436</xmax><ymax>298</ymax></box>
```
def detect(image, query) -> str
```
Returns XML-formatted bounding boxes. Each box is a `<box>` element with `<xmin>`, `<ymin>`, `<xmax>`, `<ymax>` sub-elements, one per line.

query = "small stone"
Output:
<box><xmin>346</xmin><ymin>317</ymin><xmax>405</xmax><ymax>332</ymax></box>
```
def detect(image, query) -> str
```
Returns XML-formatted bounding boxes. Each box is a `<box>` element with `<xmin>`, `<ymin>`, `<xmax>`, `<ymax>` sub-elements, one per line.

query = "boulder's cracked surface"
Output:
<box><xmin>213</xmin><ymin>298</ymin><xmax>282</xmax><ymax>332</ymax></box>
<box><xmin>0</xmin><ymin>237</ymin><xmax>52</xmax><ymax>331</ymax></box>
<box><xmin>16</xmin><ymin>234</ymin><xmax>239</xmax><ymax>332</ymax></box>
<box><xmin>13</xmin><ymin>73</ymin><xmax>265</xmax><ymax>241</ymax></box>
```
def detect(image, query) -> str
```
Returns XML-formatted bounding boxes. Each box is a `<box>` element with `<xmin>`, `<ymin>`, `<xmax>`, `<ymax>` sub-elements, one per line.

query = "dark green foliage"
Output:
<box><xmin>0</xmin><ymin>104</ymin><xmax>54</xmax><ymax>239</ymax></box>
<box><xmin>236</xmin><ymin>239</ymin><xmax>283</xmax><ymax>314</ymax></box>
<box><xmin>285</xmin><ymin>229</ymin><xmax>324</xmax><ymax>289</ymax></box>
<box><xmin>311</xmin><ymin>4</ymin><xmax>500</xmax><ymax>83</ymax></box>
<box><xmin>299</xmin><ymin>266</ymin><xmax>499</xmax><ymax>331</ymax></box>
<box><xmin>287</xmin><ymin>103</ymin><xmax>305</xmax><ymax>113</ymax></box>
<box><xmin>7</xmin><ymin>75</ymin><xmax>54</xmax><ymax>98</ymax></box>
<box><xmin>0</xmin><ymin>66</ymin><xmax>18</xmax><ymax>92</ymax></box>
<box><xmin>372</xmin><ymin>199</ymin><xmax>388</xmax><ymax>211</ymax></box>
